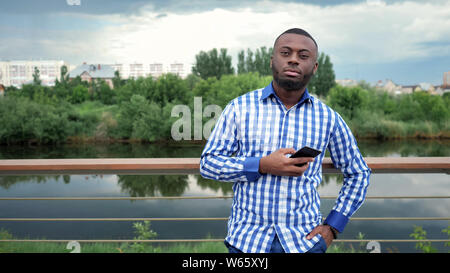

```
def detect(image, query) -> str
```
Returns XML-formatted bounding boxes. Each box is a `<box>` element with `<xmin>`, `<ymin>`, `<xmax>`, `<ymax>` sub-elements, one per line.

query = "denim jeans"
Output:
<box><xmin>225</xmin><ymin>234</ymin><xmax>328</xmax><ymax>253</ymax></box>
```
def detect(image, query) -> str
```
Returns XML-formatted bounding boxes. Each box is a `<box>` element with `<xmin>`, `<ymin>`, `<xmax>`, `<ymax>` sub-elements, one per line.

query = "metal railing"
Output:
<box><xmin>0</xmin><ymin>157</ymin><xmax>449</xmax><ymax>247</ymax></box>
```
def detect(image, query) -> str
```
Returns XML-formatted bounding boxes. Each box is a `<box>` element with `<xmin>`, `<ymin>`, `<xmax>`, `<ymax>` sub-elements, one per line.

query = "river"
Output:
<box><xmin>0</xmin><ymin>139</ymin><xmax>449</xmax><ymax>253</ymax></box>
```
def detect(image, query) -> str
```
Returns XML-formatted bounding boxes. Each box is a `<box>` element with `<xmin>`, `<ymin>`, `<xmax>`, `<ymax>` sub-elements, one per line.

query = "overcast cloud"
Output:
<box><xmin>1</xmin><ymin>0</ymin><xmax>449</xmax><ymax>85</ymax></box>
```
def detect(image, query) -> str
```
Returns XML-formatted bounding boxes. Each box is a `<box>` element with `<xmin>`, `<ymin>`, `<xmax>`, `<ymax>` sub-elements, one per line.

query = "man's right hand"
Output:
<box><xmin>258</xmin><ymin>148</ymin><xmax>315</xmax><ymax>176</ymax></box>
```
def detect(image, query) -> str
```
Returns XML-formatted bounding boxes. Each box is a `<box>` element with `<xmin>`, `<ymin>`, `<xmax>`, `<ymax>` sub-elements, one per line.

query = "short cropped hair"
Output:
<box><xmin>274</xmin><ymin>28</ymin><xmax>318</xmax><ymax>51</ymax></box>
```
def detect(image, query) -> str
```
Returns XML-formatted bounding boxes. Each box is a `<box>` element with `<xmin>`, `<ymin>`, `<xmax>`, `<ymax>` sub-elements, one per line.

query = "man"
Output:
<box><xmin>199</xmin><ymin>28</ymin><xmax>371</xmax><ymax>253</ymax></box>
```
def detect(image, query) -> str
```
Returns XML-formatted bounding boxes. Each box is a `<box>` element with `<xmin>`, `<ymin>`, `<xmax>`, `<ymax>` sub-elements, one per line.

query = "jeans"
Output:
<box><xmin>225</xmin><ymin>234</ymin><xmax>328</xmax><ymax>253</ymax></box>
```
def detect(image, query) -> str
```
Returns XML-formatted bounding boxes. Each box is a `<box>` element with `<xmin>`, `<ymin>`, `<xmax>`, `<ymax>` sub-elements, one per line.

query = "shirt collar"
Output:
<box><xmin>260</xmin><ymin>81</ymin><xmax>313</xmax><ymax>105</ymax></box>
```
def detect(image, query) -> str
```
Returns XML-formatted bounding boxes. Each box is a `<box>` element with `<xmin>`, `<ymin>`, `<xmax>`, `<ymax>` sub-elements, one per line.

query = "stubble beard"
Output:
<box><xmin>272</xmin><ymin>66</ymin><xmax>314</xmax><ymax>92</ymax></box>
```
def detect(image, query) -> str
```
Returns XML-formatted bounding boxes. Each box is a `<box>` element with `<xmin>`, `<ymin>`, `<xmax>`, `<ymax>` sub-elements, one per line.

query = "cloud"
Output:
<box><xmin>99</xmin><ymin>1</ymin><xmax>450</xmax><ymax>65</ymax></box>
<box><xmin>0</xmin><ymin>0</ymin><xmax>449</xmax><ymax>84</ymax></box>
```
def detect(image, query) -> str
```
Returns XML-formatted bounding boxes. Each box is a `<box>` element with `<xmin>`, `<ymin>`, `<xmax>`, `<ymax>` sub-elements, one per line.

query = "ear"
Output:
<box><xmin>313</xmin><ymin>61</ymin><xmax>318</xmax><ymax>75</ymax></box>
<box><xmin>270</xmin><ymin>55</ymin><xmax>273</xmax><ymax>68</ymax></box>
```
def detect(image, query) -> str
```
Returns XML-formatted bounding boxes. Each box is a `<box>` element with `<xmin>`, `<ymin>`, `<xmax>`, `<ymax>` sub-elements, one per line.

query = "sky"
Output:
<box><xmin>0</xmin><ymin>0</ymin><xmax>449</xmax><ymax>85</ymax></box>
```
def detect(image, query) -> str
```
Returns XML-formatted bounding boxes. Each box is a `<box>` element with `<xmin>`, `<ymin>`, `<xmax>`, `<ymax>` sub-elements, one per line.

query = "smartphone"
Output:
<box><xmin>290</xmin><ymin>146</ymin><xmax>321</xmax><ymax>167</ymax></box>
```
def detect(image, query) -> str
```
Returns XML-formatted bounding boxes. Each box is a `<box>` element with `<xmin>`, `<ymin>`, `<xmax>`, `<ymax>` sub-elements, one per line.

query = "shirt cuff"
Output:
<box><xmin>243</xmin><ymin>157</ymin><xmax>263</xmax><ymax>182</ymax></box>
<box><xmin>323</xmin><ymin>210</ymin><xmax>349</xmax><ymax>233</ymax></box>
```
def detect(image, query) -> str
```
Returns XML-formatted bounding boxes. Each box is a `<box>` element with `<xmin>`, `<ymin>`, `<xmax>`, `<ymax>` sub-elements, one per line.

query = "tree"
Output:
<box><xmin>33</xmin><ymin>67</ymin><xmax>41</xmax><ymax>86</ymax></box>
<box><xmin>60</xmin><ymin>65</ymin><xmax>69</xmax><ymax>84</ymax></box>
<box><xmin>192</xmin><ymin>48</ymin><xmax>234</xmax><ymax>80</ymax></box>
<box><xmin>307</xmin><ymin>52</ymin><xmax>336</xmax><ymax>97</ymax></box>
<box><xmin>192</xmin><ymin>72</ymin><xmax>272</xmax><ymax>107</ymax></box>
<box><xmin>237</xmin><ymin>47</ymin><xmax>273</xmax><ymax>76</ymax></box>
<box><xmin>70</xmin><ymin>84</ymin><xmax>89</xmax><ymax>104</ymax></box>
<box><xmin>152</xmin><ymin>73</ymin><xmax>191</xmax><ymax>107</ymax></box>
<box><xmin>327</xmin><ymin>85</ymin><xmax>369</xmax><ymax>121</ymax></box>
<box><xmin>93</xmin><ymin>80</ymin><xmax>116</xmax><ymax>105</ymax></box>
<box><xmin>113</xmin><ymin>70</ymin><xmax>125</xmax><ymax>89</ymax></box>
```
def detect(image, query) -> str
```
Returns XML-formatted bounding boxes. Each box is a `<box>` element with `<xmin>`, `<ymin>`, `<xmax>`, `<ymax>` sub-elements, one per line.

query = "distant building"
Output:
<box><xmin>149</xmin><ymin>63</ymin><xmax>164</xmax><ymax>78</ymax></box>
<box><xmin>417</xmin><ymin>82</ymin><xmax>437</xmax><ymax>94</ymax></box>
<box><xmin>443</xmin><ymin>71</ymin><xmax>450</xmax><ymax>88</ymax></box>
<box><xmin>169</xmin><ymin>63</ymin><xmax>185</xmax><ymax>78</ymax></box>
<box><xmin>129</xmin><ymin>63</ymin><xmax>145</xmax><ymax>78</ymax></box>
<box><xmin>0</xmin><ymin>84</ymin><xmax>5</xmax><ymax>97</ymax></box>
<box><xmin>376</xmin><ymin>79</ymin><xmax>404</xmax><ymax>95</ymax></box>
<box><xmin>336</xmin><ymin>79</ymin><xmax>358</xmax><ymax>87</ymax></box>
<box><xmin>106</xmin><ymin>62</ymin><xmax>187</xmax><ymax>79</ymax></box>
<box><xmin>401</xmin><ymin>85</ymin><xmax>417</xmax><ymax>94</ymax></box>
<box><xmin>0</xmin><ymin>60</ymin><xmax>68</xmax><ymax>87</ymax></box>
<box><xmin>442</xmin><ymin>72</ymin><xmax>450</xmax><ymax>95</ymax></box>
<box><xmin>68</xmin><ymin>63</ymin><xmax>115</xmax><ymax>88</ymax></box>
<box><xmin>110</xmin><ymin>63</ymin><xmax>123</xmax><ymax>77</ymax></box>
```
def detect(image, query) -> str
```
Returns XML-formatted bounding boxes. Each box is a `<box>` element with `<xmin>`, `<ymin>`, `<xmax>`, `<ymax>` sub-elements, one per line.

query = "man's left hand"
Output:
<box><xmin>306</xmin><ymin>225</ymin><xmax>334</xmax><ymax>247</ymax></box>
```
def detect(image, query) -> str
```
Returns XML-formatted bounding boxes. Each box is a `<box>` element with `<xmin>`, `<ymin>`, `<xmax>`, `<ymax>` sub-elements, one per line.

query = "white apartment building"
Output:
<box><xmin>169</xmin><ymin>63</ymin><xmax>185</xmax><ymax>78</ymax></box>
<box><xmin>107</xmin><ymin>62</ymin><xmax>186</xmax><ymax>79</ymax></box>
<box><xmin>149</xmin><ymin>63</ymin><xmax>164</xmax><ymax>78</ymax></box>
<box><xmin>0</xmin><ymin>60</ymin><xmax>68</xmax><ymax>87</ymax></box>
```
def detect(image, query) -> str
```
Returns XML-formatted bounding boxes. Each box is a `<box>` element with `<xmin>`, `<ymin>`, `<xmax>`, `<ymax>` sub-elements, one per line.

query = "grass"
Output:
<box><xmin>0</xmin><ymin>230</ymin><xmax>363</xmax><ymax>253</ymax></box>
<box><xmin>1</xmin><ymin>240</ymin><xmax>365</xmax><ymax>253</ymax></box>
<box><xmin>0</xmin><ymin>240</ymin><xmax>229</xmax><ymax>254</ymax></box>
<box><xmin>73</xmin><ymin>101</ymin><xmax>119</xmax><ymax>120</ymax></box>
<box><xmin>0</xmin><ymin>240</ymin><xmax>371</xmax><ymax>253</ymax></box>
<box><xmin>6</xmin><ymin>223</ymin><xmax>447</xmax><ymax>253</ymax></box>
<box><xmin>0</xmin><ymin>225</ymin><xmax>228</xmax><ymax>253</ymax></box>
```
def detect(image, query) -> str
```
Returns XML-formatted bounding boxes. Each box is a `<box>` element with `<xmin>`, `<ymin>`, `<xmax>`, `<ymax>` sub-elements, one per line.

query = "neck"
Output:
<box><xmin>272</xmin><ymin>81</ymin><xmax>306</xmax><ymax>109</ymax></box>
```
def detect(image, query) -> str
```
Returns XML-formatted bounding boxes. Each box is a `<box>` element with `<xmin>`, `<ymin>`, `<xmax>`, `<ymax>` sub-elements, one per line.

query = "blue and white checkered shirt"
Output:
<box><xmin>200</xmin><ymin>82</ymin><xmax>371</xmax><ymax>253</ymax></box>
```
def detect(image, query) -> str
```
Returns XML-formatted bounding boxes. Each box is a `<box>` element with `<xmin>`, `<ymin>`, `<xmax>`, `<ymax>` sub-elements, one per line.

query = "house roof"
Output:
<box><xmin>68</xmin><ymin>64</ymin><xmax>115</xmax><ymax>79</ymax></box>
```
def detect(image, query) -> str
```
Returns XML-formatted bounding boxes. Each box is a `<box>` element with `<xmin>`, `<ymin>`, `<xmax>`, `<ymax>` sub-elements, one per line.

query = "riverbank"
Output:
<box><xmin>1</xmin><ymin>80</ymin><xmax>449</xmax><ymax>145</ymax></box>
<box><xmin>0</xmin><ymin>228</ymin><xmax>369</xmax><ymax>253</ymax></box>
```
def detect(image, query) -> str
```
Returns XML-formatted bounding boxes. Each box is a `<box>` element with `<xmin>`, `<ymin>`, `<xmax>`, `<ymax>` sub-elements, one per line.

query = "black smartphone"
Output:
<box><xmin>290</xmin><ymin>146</ymin><xmax>321</xmax><ymax>167</ymax></box>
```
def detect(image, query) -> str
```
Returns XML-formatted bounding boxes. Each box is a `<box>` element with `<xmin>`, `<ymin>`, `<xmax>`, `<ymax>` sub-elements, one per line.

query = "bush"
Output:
<box><xmin>0</xmin><ymin>96</ymin><xmax>98</xmax><ymax>144</ymax></box>
<box><xmin>327</xmin><ymin>85</ymin><xmax>369</xmax><ymax>121</ymax></box>
<box><xmin>328</xmin><ymin>85</ymin><xmax>450</xmax><ymax>139</ymax></box>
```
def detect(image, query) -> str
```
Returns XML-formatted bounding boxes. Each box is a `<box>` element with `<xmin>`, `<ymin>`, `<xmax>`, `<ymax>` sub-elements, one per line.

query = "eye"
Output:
<box><xmin>300</xmin><ymin>54</ymin><xmax>309</xmax><ymax>59</ymax></box>
<box><xmin>280</xmin><ymin>50</ymin><xmax>289</xmax><ymax>56</ymax></box>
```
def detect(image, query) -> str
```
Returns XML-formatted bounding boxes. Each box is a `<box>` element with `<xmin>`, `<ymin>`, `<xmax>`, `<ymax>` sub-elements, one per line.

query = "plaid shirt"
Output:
<box><xmin>200</xmin><ymin>82</ymin><xmax>371</xmax><ymax>253</ymax></box>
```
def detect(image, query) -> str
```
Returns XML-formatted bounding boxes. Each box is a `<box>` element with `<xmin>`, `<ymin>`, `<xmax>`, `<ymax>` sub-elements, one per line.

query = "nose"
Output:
<box><xmin>287</xmin><ymin>54</ymin><xmax>300</xmax><ymax>66</ymax></box>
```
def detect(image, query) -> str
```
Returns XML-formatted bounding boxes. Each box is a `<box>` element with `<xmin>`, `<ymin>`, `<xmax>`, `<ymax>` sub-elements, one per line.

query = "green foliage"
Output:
<box><xmin>327</xmin><ymin>85</ymin><xmax>369</xmax><ymax>121</ymax></box>
<box><xmin>127</xmin><ymin>221</ymin><xmax>158</xmax><ymax>253</ymax></box>
<box><xmin>117</xmin><ymin>175</ymin><xmax>189</xmax><ymax>197</ymax></box>
<box><xmin>0</xmin><ymin>96</ymin><xmax>97</xmax><ymax>144</ymax></box>
<box><xmin>92</xmin><ymin>80</ymin><xmax>116</xmax><ymax>105</ymax></box>
<box><xmin>111</xmin><ymin>94</ymin><xmax>177</xmax><ymax>141</ymax></box>
<box><xmin>192</xmin><ymin>48</ymin><xmax>235</xmax><ymax>80</ymax></box>
<box><xmin>409</xmin><ymin>225</ymin><xmax>437</xmax><ymax>253</ymax></box>
<box><xmin>326</xmin><ymin>232</ymin><xmax>368</xmax><ymax>253</ymax></box>
<box><xmin>326</xmin><ymin>84</ymin><xmax>450</xmax><ymax>139</ymax></box>
<box><xmin>307</xmin><ymin>52</ymin><xmax>336</xmax><ymax>97</ymax></box>
<box><xmin>70</xmin><ymin>84</ymin><xmax>89</xmax><ymax>104</ymax></box>
<box><xmin>32</xmin><ymin>67</ymin><xmax>41</xmax><ymax>86</ymax></box>
<box><xmin>193</xmin><ymin>72</ymin><xmax>272</xmax><ymax>107</ymax></box>
<box><xmin>1</xmin><ymin>53</ymin><xmax>448</xmax><ymax>144</ymax></box>
<box><xmin>442</xmin><ymin>226</ymin><xmax>450</xmax><ymax>248</ymax></box>
<box><xmin>237</xmin><ymin>47</ymin><xmax>273</xmax><ymax>76</ymax></box>
<box><xmin>152</xmin><ymin>73</ymin><xmax>191</xmax><ymax>106</ymax></box>
<box><xmin>113</xmin><ymin>70</ymin><xmax>125</xmax><ymax>89</ymax></box>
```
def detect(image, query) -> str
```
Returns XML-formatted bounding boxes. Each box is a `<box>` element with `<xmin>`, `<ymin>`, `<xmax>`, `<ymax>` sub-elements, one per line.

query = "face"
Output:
<box><xmin>271</xmin><ymin>33</ymin><xmax>318</xmax><ymax>92</ymax></box>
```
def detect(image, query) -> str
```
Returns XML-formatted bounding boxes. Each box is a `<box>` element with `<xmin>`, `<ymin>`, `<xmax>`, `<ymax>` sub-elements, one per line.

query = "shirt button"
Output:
<box><xmin>272</xmin><ymin>98</ymin><xmax>276</xmax><ymax>103</ymax></box>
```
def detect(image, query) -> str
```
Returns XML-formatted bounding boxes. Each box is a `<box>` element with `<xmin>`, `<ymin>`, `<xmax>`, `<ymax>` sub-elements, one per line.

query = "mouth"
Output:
<box><xmin>283</xmin><ymin>69</ymin><xmax>301</xmax><ymax>77</ymax></box>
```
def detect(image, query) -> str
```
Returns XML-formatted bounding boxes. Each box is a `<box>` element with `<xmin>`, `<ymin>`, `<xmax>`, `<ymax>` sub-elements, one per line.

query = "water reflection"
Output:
<box><xmin>0</xmin><ymin>173</ymin><xmax>345</xmax><ymax>197</ymax></box>
<box><xmin>357</xmin><ymin>139</ymin><xmax>450</xmax><ymax>157</ymax></box>
<box><xmin>117</xmin><ymin>175</ymin><xmax>189</xmax><ymax>197</ymax></box>
<box><xmin>0</xmin><ymin>139</ymin><xmax>448</xmax><ymax>160</ymax></box>
<box><xmin>0</xmin><ymin>140</ymin><xmax>448</xmax><ymax>253</ymax></box>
